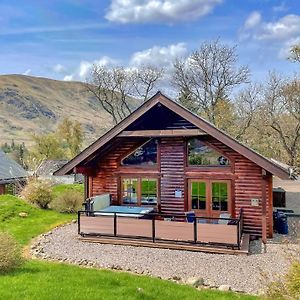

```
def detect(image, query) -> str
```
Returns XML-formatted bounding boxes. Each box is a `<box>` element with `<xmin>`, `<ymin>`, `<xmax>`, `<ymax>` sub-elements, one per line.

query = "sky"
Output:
<box><xmin>0</xmin><ymin>0</ymin><xmax>299</xmax><ymax>83</ymax></box>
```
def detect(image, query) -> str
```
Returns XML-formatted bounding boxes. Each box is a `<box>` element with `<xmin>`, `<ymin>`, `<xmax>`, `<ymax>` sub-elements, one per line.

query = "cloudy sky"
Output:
<box><xmin>0</xmin><ymin>0</ymin><xmax>299</xmax><ymax>82</ymax></box>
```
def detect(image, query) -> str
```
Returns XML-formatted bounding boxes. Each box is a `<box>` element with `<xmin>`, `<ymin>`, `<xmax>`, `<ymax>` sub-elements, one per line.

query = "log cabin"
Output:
<box><xmin>55</xmin><ymin>92</ymin><xmax>293</xmax><ymax>244</ymax></box>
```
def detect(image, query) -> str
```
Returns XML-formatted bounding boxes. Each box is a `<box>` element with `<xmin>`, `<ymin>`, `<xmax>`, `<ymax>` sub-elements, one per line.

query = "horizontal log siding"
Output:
<box><xmin>91</xmin><ymin>140</ymin><xmax>144</xmax><ymax>204</ymax></box>
<box><xmin>89</xmin><ymin>135</ymin><xmax>272</xmax><ymax>237</ymax></box>
<box><xmin>160</xmin><ymin>138</ymin><xmax>185</xmax><ymax>214</ymax></box>
<box><xmin>207</xmin><ymin>137</ymin><xmax>272</xmax><ymax>237</ymax></box>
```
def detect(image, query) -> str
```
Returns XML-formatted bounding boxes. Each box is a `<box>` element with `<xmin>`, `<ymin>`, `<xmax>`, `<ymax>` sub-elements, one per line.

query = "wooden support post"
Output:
<box><xmin>268</xmin><ymin>175</ymin><xmax>273</xmax><ymax>238</ymax></box>
<box><xmin>262</xmin><ymin>174</ymin><xmax>267</xmax><ymax>245</ymax></box>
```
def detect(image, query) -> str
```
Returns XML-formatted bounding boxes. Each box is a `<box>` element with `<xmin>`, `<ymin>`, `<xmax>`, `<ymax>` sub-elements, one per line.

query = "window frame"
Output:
<box><xmin>186</xmin><ymin>138</ymin><xmax>232</xmax><ymax>169</ymax></box>
<box><xmin>188</xmin><ymin>179</ymin><xmax>231</xmax><ymax>216</ymax></box>
<box><xmin>120</xmin><ymin>139</ymin><xmax>159</xmax><ymax>168</ymax></box>
<box><xmin>120</xmin><ymin>176</ymin><xmax>159</xmax><ymax>207</ymax></box>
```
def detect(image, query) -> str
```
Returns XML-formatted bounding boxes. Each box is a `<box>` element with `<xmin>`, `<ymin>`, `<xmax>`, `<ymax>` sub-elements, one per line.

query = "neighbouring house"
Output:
<box><xmin>35</xmin><ymin>159</ymin><xmax>83</xmax><ymax>184</ymax></box>
<box><xmin>55</xmin><ymin>92</ymin><xmax>294</xmax><ymax>245</ymax></box>
<box><xmin>0</xmin><ymin>150</ymin><xmax>27</xmax><ymax>195</ymax></box>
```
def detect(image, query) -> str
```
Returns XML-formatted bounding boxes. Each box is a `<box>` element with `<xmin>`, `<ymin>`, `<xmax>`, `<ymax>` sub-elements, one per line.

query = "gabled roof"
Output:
<box><xmin>0</xmin><ymin>150</ymin><xmax>28</xmax><ymax>183</ymax></box>
<box><xmin>55</xmin><ymin>91</ymin><xmax>292</xmax><ymax>180</ymax></box>
<box><xmin>35</xmin><ymin>159</ymin><xmax>69</xmax><ymax>176</ymax></box>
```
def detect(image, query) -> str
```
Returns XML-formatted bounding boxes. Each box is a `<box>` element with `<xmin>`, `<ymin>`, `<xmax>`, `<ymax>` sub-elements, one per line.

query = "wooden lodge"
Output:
<box><xmin>55</xmin><ymin>92</ymin><xmax>293</xmax><ymax>249</ymax></box>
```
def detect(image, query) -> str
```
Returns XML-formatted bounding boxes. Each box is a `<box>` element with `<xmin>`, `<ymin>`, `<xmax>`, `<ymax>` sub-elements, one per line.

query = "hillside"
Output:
<box><xmin>0</xmin><ymin>74</ymin><xmax>113</xmax><ymax>146</ymax></box>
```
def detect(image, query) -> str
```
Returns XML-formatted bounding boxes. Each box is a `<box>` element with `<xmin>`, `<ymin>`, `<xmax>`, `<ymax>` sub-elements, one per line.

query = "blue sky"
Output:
<box><xmin>0</xmin><ymin>0</ymin><xmax>299</xmax><ymax>83</ymax></box>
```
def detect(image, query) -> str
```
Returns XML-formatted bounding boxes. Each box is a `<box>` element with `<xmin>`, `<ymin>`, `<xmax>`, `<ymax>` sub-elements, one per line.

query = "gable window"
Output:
<box><xmin>122</xmin><ymin>177</ymin><xmax>158</xmax><ymax>206</ymax></box>
<box><xmin>187</xmin><ymin>138</ymin><xmax>230</xmax><ymax>166</ymax></box>
<box><xmin>121</xmin><ymin>139</ymin><xmax>157</xmax><ymax>166</ymax></box>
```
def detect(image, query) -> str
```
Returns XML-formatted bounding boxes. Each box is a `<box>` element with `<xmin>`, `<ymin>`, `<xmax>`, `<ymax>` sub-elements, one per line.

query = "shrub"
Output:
<box><xmin>0</xmin><ymin>232</ymin><xmax>23</xmax><ymax>273</ymax></box>
<box><xmin>265</xmin><ymin>259</ymin><xmax>300</xmax><ymax>299</ymax></box>
<box><xmin>51</xmin><ymin>190</ymin><xmax>83</xmax><ymax>213</ymax></box>
<box><xmin>21</xmin><ymin>178</ymin><xmax>53</xmax><ymax>209</ymax></box>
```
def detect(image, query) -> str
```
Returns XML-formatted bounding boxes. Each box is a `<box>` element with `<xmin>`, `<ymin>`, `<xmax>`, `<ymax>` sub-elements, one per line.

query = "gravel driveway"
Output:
<box><xmin>31</xmin><ymin>223</ymin><xmax>300</xmax><ymax>294</ymax></box>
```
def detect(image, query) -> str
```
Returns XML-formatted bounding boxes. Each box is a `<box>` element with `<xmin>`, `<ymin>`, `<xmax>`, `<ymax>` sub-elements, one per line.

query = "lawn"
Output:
<box><xmin>0</xmin><ymin>194</ymin><xmax>74</xmax><ymax>245</ymax></box>
<box><xmin>0</xmin><ymin>260</ymin><xmax>257</xmax><ymax>300</ymax></box>
<box><xmin>0</xmin><ymin>188</ymin><xmax>257</xmax><ymax>300</ymax></box>
<box><xmin>52</xmin><ymin>183</ymin><xmax>84</xmax><ymax>198</ymax></box>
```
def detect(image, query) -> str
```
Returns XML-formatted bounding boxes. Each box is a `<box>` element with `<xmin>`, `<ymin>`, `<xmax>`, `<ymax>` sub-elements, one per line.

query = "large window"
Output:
<box><xmin>122</xmin><ymin>177</ymin><xmax>158</xmax><ymax>206</ymax></box>
<box><xmin>188</xmin><ymin>138</ymin><xmax>230</xmax><ymax>166</ymax></box>
<box><xmin>122</xmin><ymin>139</ymin><xmax>157</xmax><ymax>166</ymax></box>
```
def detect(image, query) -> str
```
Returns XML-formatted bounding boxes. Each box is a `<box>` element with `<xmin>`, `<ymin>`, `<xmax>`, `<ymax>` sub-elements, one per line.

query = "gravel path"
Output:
<box><xmin>31</xmin><ymin>223</ymin><xmax>300</xmax><ymax>295</ymax></box>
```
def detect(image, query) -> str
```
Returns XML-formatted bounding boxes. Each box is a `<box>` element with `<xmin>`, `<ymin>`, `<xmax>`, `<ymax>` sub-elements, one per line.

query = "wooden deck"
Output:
<box><xmin>79</xmin><ymin>215</ymin><xmax>248</xmax><ymax>254</ymax></box>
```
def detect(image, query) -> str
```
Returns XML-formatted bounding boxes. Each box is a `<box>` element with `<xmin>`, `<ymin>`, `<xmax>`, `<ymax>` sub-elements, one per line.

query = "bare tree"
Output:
<box><xmin>289</xmin><ymin>44</ymin><xmax>300</xmax><ymax>63</ymax></box>
<box><xmin>133</xmin><ymin>65</ymin><xmax>165</xmax><ymax>100</ymax></box>
<box><xmin>86</xmin><ymin>65</ymin><xmax>164</xmax><ymax>125</ymax></box>
<box><xmin>261</xmin><ymin>74</ymin><xmax>300</xmax><ymax>166</ymax></box>
<box><xmin>233</xmin><ymin>84</ymin><xmax>261</xmax><ymax>140</ymax></box>
<box><xmin>173</xmin><ymin>40</ymin><xmax>250</xmax><ymax>124</ymax></box>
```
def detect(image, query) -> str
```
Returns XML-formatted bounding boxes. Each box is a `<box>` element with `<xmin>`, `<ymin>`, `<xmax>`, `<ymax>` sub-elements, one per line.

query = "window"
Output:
<box><xmin>212</xmin><ymin>182</ymin><xmax>228</xmax><ymax>211</ymax></box>
<box><xmin>122</xmin><ymin>139</ymin><xmax>157</xmax><ymax>166</ymax></box>
<box><xmin>122</xmin><ymin>177</ymin><xmax>158</xmax><ymax>206</ymax></box>
<box><xmin>189</xmin><ymin>180</ymin><xmax>230</xmax><ymax>214</ymax></box>
<box><xmin>187</xmin><ymin>138</ymin><xmax>230</xmax><ymax>166</ymax></box>
<box><xmin>122</xmin><ymin>178</ymin><xmax>138</xmax><ymax>204</ymax></box>
<box><xmin>191</xmin><ymin>181</ymin><xmax>206</xmax><ymax>210</ymax></box>
<box><xmin>141</xmin><ymin>178</ymin><xmax>157</xmax><ymax>205</ymax></box>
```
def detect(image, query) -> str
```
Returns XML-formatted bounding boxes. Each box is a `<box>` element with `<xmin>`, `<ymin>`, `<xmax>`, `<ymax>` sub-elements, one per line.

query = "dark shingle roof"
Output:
<box><xmin>0</xmin><ymin>150</ymin><xmax>27</xmax><ymax>182</ymax></box>
<box><xmin>35</xmin><ymin>160</ymin><xmax>69</xmax><ymax>176</ymax></box>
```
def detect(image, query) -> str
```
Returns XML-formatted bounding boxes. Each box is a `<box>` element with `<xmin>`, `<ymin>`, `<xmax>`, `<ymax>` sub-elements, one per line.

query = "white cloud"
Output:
<box><xmin>105</xmin><ymin>0</ymin><xmax>223</xmax><ymax>24</ymax></box>
<box><xmin>272</xmin><ymin>2</ymin><xmax>288</xmax><ymax>13</ymax></box>
<box><xmin>63</xmin><ymin>56</ymin><xmax>118</xmax><ymax>81</ymax></box>
<box><xmin>23</xmin><ymin>69</ymin><xmax>31</xmax><ymax>75</ymax></box>
<box><xmin>279</xmin><ymin>37</ymin><xmax>300</xmax><ymax>59</ymax></box>
<box><xmin>244</xmin><ymin>11</ymin><xmax>261</xmax><ymax>29</ymax></box>
<box><xmin>241</xmin><ymin>13</ymin><xmax>300</xmax><ymax>59</ymax></box>
<box><xmin>53</xmin><ymin>64</ymin><xmax>66</xmax><ymax>73</ymax></box>
<box><xmin>63</xmin><ymin>75</ymin><xmax>73</xmax><ymax>81</ymax></box>
<box><xmin>255</xmin><ymin>14</ymin><xmax>300</xmax><ymax>41</ymax></box>
<box><xmin>243</xmin><ymin>14</ymin><xmax>300</xmax><ymax>41</ymax></box>
<box><xmin>130</xmin><ymin>43</ymin><xmax>187</xmax><ymax>69</ymax></box>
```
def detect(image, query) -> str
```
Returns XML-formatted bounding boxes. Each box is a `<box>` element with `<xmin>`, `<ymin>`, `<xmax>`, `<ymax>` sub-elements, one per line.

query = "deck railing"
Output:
<box><xmin>78</xmin><ymin>208</ymin><xmax>244</xmax><ymax>249</ymax></box>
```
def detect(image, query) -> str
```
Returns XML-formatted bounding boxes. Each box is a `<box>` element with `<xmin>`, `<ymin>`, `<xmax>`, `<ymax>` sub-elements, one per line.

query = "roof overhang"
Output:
<box><xmin>54</xmin><ymin>91</ymin><xmax>292</xmax><ymax>180</ymax></box>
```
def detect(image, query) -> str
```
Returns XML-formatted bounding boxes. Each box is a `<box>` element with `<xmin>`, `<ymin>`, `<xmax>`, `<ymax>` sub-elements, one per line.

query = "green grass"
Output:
<box><xmin>0</xmin><ymin>260</ymin><xmax>257</xmax><ymax>300</ymax></box>
<box><xmin>0</xmin><ymin>188</ymin><xmax>257</xmax><ymax>300</ymax></box>
<box><xmin>0</xmin><ymin>194</ymin><xmax>74</xmax><ymax>245</ymax></box>
<box><xmin>52</xmin><ymin>183</ymin><xmax>84</xmax><ymax>198</ymax></box>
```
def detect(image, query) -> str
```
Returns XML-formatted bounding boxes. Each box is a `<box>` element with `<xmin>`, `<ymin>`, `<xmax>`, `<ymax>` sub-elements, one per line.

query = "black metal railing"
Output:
<box><xmin>78</xmin><ymin>209</ymin><xmax>245</xmax><ymax>249</ymax></box>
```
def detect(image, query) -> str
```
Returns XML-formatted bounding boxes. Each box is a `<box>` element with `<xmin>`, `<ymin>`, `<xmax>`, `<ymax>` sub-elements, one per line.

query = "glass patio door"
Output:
<box><xmin>188</xmin><ymin>179</ymin><xmax>231</xmax><ymax>218</ymax></box>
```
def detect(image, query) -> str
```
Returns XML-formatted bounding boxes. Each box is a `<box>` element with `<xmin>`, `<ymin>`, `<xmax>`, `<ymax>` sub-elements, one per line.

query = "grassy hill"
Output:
<box><xmin>0</xmin><ymin>74</ymin><xmax>113</xmax><ymax>146</ymax></box>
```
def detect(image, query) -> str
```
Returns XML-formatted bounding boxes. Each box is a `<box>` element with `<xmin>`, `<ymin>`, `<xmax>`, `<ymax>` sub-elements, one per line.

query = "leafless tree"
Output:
<box><xmin>133</xmin><ymin>65</ymin><xmax>165</xmax><ymax>100</ymax></box>
<box><xmin>289</xmin><ymin>44</ymin><xmax>300</xmax><ymax>63</ymax></box>
<box><xmin>234</xmin><ymin>84</ymin><xmax>261</xmax><ymax>140</ymax></box>
<box><xmin>173</xmin><ymin>40</ymin><xmax>250</xmax><ymax>124</ymax></box>
<box><xmin>261</xmin><ymin>73</ymin><xmax>300</xmax><ymax>166</ymax></box>
<box><xmin>86</xmin><ymin>65</ymin><xmax>164</xmax><ymax>124</ymax></box>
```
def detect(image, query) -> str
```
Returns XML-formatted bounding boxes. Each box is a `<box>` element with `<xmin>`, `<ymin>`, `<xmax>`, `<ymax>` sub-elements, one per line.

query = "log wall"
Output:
<box><xmin>89</xmin><ymin>136</ymin><xmax>273</xmax><ymax>237</ymax></box>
